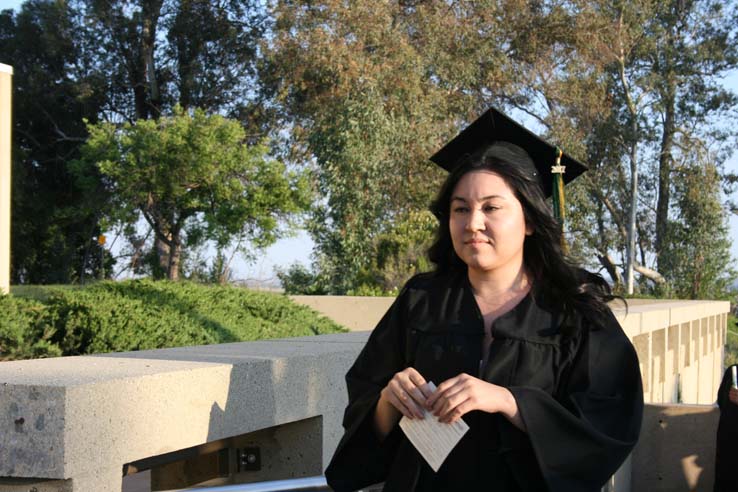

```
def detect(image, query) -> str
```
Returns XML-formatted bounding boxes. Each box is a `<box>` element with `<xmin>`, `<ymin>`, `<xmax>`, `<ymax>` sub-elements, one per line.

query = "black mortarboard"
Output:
<box><xmin>429</xmin><ymin>107</ymin><xmax>588</xmax><ymax>199</ymax></box>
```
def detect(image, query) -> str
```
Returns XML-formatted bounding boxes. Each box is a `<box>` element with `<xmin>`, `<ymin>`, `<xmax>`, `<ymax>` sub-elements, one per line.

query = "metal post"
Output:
<box><xmin>0</xmin><ymin>63</ymin><xmax>12</xmax><ymax>294</ymax></box>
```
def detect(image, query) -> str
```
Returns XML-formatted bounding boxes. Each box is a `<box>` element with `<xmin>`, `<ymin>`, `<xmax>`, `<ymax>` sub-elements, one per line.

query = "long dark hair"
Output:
<box><xmin>428</xmin><ymin>143</ymin><xmax>619</xmax><ymax>327</ymax></box>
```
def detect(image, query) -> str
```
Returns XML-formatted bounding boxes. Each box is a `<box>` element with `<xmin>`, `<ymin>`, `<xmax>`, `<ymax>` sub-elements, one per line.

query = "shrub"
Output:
<box><xmin>0</xmin><ymin>295</ymin><xmax>61</xmax><ymax>361</ymax></box>
<box><xmin>41</xmin><ymin>280</ymin><xmax>345</xmax><ymax>355</ymax></box>
<box><xmin>726</xmin><ymin>315</ymin><xmax>738</xmax><ymax>367</ymax></box>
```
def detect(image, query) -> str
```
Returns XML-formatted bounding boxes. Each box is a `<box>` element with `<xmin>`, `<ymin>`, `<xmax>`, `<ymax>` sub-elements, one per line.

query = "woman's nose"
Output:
<box><xmin>465</xmin><ymin>208</ymin><xmax>485</xmax><ymax>231</ymax></box>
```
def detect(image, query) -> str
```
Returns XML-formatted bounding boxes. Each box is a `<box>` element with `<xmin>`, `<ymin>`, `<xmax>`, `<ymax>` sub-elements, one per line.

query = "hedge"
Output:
<box><xmin>1</xmin><ymin>280</ymin><xmax>345</xmax><ymax>360</ymax></box>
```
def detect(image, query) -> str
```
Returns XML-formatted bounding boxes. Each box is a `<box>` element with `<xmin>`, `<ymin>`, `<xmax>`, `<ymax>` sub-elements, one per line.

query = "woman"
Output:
<box><xmin>325</xmin><ymin>108</ymin><xmax>643</xmax><ymax>492</ymax></box>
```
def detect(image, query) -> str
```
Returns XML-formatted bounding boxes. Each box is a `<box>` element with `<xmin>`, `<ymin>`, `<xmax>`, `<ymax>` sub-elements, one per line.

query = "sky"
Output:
<box><xmin>2</xmin><ymin>0</ymin><xmax>737</xmax><ymax>286</ymax></box>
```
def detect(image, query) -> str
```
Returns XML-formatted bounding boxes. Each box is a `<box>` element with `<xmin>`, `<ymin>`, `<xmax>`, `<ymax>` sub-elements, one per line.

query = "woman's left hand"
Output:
<box><xmin>425</xmin><ymin>373</ymin><xmax>517</xmax><ymax>424</ymax></box>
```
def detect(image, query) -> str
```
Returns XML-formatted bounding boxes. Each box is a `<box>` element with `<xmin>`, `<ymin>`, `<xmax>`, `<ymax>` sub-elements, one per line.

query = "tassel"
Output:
<box><xmin>551</xmin><ymin>147</ymin><xmax>567</xmax><ymax>251</ymax></box>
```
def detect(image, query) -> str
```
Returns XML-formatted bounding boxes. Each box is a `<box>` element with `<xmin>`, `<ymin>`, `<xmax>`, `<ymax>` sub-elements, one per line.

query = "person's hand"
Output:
<box><xmin>729</xmin><ymin>387</ymin><xmax>738</xmax><ymax>406</ymax></box>
<box><xmin>425</xmin><ymin>373</ymin><xmax>516</xmax><ymax>424</ymax></box>
<box><xmin>379</xmin><ymin>367</ymin><xmax>434</xmax><ymax>420</ymax></box>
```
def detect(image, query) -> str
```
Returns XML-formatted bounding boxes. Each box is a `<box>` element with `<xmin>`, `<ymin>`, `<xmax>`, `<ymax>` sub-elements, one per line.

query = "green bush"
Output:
<box><xmin>0</xmin><ymin>295</ymin><xmax>61</xmax><ymax>361</ymax></box>
<box><xmin>726</xmin><ymin>314</ymin><xmax>738</xmax><ymax>367</ymax></box>
<box><xmin>2</xmin><ymin>280</ymin><xmax>345</xmax><ymax>359</ymax></box>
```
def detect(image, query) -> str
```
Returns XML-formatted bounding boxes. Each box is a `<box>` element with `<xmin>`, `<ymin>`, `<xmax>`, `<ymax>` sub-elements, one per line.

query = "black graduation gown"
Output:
<box><xmin>325</xmin><ymin>270</ymin><xmax>643</xmax><ymax>492</ymax></box>
<box><xmin>714</xmin><ymin>365</ymin><xmax>738</xmax><ymax>492</ymax></box>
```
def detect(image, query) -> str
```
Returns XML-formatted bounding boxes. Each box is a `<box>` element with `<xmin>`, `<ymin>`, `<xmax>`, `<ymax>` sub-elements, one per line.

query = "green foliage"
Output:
<box><xmin>1</xmin><ymin>0</ymin><xmax>271</xmax><ymax>284</ymax></box>
<box><xmin>0</xmin><ymin>295</ymin><xmax>61</xmax><ymax>361</ymax></box>
<box><xmin>0</xmin><ymin>1</ymin><xmax>110</xmax><ymax>284</ymax></box>
<box><xmin>75</xmin><ymin>107</ymin><xmax>310</xmax><ymax>280</ymax></box>
<box><xmin>278</xmin><ymin>210</ymin><xmax>436</xmax><ymax>294</ymax></box>
<box><xmin>659</xmin><ymin>160</ymin><xmax>737</xmax><ymax>299</ymax></box>
<box><xmin>1</xmin><ymin>281</ymin><xmax>345</xmax><ymax>359</ymax></box>
<box><xmin>276</xmin><ymin>264</ymin><xmax>328</xmax><ymax>295</ymax></box>
<box><xmin>564</xmin><ymin>0</ymin><xmax>738</xmax><ymax>294</ymax></box>
<box><xmin>725</xmin><ymin>315</ymin><xmax>738</xmax><ymax>367</ymax></box>
<box><xmin>263</xmin><ymin>0</ymin><xmax>518</xmax><ymax>293</ymax></box>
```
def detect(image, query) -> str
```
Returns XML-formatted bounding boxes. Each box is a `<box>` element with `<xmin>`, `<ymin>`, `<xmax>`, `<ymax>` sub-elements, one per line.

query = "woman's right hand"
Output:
<box><xmin>729</xmin><ymin>387</ymin><xmax>738</xmax><ymax>405</ymax></box>
<box><xmin>379</xmin><ymin>367</ymin><xmax>433</xmax><ymax>419</ymax></box>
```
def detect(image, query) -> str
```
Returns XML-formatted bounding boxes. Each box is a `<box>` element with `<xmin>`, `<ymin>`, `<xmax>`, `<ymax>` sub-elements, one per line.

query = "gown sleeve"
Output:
<box><xmin>324</xmin><ymin>283</ymin><xmax>412</xmax><ymax>491</ymax></box>
<box><xmin>507</xmin><ymin>310</ymin><xmax>644</xmax><ymax>492</ymax></box>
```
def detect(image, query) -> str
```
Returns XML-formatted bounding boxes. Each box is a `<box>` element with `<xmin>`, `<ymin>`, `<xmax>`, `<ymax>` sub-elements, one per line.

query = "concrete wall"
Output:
<box><xmin>632</xmin><ymin>404</ymin><xmax>720</xmax><ymax>492</ymax></box>
<box><xmin>290</xmin><ymin>295</ymin><xmax>394</xmax><ymax>332</ymax></box>
<box><xmin>0</xmin><ymin>64</ymin><xmax>11</xmax><ymax>295</ymax></box>
<box><xmin>0</xmin><ymin>299</ymin><xmax>730</xmax><ymax>491</ymax></box>
<box><xmin>612</xmin><ymin>300</ymin><xmax>729</xmax><ymax>405</ymax></box>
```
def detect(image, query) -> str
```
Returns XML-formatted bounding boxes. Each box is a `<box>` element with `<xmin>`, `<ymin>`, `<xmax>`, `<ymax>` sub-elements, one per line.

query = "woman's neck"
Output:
<box><xmin>467</xmin><ymin>263</ymin><xmax>531</xmax><ymax>302</ymax></box>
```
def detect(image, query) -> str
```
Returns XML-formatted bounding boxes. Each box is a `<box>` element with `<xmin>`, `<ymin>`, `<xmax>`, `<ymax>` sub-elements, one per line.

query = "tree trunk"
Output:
<box><xmin>616</xmin><ymin>9</ymin><xmax>639</xmax><ymax>295</ymax></box>
<box><xmin>167</xmin><ymin>233</ymin><xmax>182</xmax><ymax>281</ymax></box>
<box><xmin>634</xmin><ymin>262</ymin><xmax>666</xmax><ymax>285</ymax></box>
<box><xmin>655</xmin><ymin>75</ymin><xmax>676</xmax><ymax>270</ymax></box>
<box><xmin>597</xmin><ymin>252</ymin><xmax>623</xmax><ymax>287</ymax></box>
<box><xmin>141</xmin><ymin>0</ymin><xmax>163</xmax><ymax>118</ymax></box>
<box><xmin>155</xmin><ymin>234</ymin><xmax>170</xmax><ymax>280</ymax></box>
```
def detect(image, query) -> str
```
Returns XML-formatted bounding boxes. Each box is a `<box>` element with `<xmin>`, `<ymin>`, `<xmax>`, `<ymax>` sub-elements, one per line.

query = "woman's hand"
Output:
<box><xmin>426</xmin><ymin>373</ymin><xmax>525</xmax><ymax>430</ymax></box>
<box><xmin>729</xmin><ymin>387</ymin><xmax>738</xmax><ymax>406</ymax></box>
<box><xmin>373</xmin><ymin>367</ymin><xmax>434</xmax><ymax>440</ymax></box>
<box><xmin>380</xmin><ymin>367</ymin><xmax>434</xmax><ymax>419</ymax></box>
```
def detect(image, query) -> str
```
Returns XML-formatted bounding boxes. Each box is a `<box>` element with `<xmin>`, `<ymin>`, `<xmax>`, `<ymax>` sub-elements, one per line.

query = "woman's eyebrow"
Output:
<box><xmin>451</xmin><ymin>195</ymin><xmax>506</xmax><ymax>202</ymax></box>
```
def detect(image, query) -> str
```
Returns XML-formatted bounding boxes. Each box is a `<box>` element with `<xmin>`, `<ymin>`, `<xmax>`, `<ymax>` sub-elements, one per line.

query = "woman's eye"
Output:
<box><xmin>483</xmin><ymin>205</ymin><xmax>499</xmax><ymax>212</ymax></box>
<box><xmin>453</xmin><ymin>206</ymin><xmax>469</xmax><ymax>213</ymax></box>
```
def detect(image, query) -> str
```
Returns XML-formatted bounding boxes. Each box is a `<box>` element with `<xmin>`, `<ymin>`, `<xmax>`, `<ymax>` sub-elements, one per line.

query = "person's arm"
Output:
<box><xmin>326</xmin><ymin>280</ymin><xmax>417</xmax><ymax>491</ymax></box>
<box><xmin>506</xmin><ymin>313</ymin><xmax>643</xmax><ymax>492</ymax></box>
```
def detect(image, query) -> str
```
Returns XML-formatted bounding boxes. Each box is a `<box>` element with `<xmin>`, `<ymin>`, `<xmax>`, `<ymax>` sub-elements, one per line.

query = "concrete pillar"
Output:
<box><xmin>0</xmin><ymin>63</ymin><xmax>11</xmax><ymax>294</ymax></box>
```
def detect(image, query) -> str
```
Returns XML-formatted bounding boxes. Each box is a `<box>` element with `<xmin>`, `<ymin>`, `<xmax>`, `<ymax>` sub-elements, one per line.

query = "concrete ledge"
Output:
<box><xmin>290</xmin><ymin>295</ymin><xmax>394</xmax><ymax>331</ymax></box>
<box><xmin>0</xmin><ymin>334</ymin><xmax>370</xmax><ymax>491</ymax></box>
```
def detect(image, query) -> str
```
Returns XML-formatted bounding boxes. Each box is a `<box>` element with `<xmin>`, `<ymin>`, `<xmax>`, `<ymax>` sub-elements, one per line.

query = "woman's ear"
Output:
<box><xmin>525</xmin><ymin>222</ymin><xmax>534</xmax><ymax>236</ymax></box>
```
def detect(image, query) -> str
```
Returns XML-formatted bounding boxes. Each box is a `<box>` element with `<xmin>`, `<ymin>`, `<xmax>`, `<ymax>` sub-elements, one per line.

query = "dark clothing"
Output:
<box><xmin>714</xmin><ymin>365</ymin><xmax>738</xmax><ymax>492</ymax></box>
<box><xmin>325</xmin><ymin>270</ymin><xmax>643</xmax><ymax>492</ymax></box>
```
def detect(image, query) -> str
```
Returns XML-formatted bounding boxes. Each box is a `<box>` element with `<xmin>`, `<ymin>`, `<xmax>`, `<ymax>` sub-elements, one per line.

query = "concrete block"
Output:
<box><xmin>0</xmin><ymin>478</ymin><xmax>72</xmax><ymax>492</ymax></box>
<box><xmin>615</xmin><ymin>310</ymin><xmax>642</xmax><ymax>338</ymax></box>
<box><xmin>633</xmin><ymin>334</ymin><xmax>651</xmax><ymax>397</ymax></box>
<box><xmin>0</xmin><ymin>334</ymin><xmax>366</xmax><ymax>490</ymax></box>
<box><xmin>0</xmin><ymin>385</ymin><xmax>65</xmax><ymax>478</ymax></box>
<box><xmin>290</xmin><ymin>295</ymin><xmax>394</xmax><ymax>331</ymax></box>
<box><xmin>652</xmin><ymin>329</ymin><xmax>666</xmax><ymax>402</ymax></box>
<box><xmin>632</xmin><ymin>403</ymin><xmax>719</xmax><ymax>492</ymax></box>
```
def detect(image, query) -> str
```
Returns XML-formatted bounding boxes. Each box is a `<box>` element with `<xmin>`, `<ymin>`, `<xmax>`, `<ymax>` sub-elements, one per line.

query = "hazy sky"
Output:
<box><xmin>2</xmin><ymin>0</ymin><xmax>737</xmax><ymax>284</ymax></box>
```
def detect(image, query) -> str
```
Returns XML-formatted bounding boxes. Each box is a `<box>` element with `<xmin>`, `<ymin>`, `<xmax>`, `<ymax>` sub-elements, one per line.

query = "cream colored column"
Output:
<box><xmin>0</xmin><ymin>64</ymin><xmax>12</xmax><ymax>295</ymax></box>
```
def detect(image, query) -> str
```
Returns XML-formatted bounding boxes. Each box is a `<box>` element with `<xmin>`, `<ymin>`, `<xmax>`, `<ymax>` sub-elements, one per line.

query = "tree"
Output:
<box><xmin>72</xmin><ymin>0</ymin><xmax>266</xmax><ymax>122</ymax></box>
<box><xmin>660</xmin><ymin>149</ymin><xmax>735</xmax><ymax>299</ymax></box>
<box><xmin>75</xmin><ymin>107</ymin><xmax>309</xmax><ymax>280</ymax></box>
<box><xmin>535</xmin><ymin>0</ymin><xmax>738</xmax><ymax>294</ymax></box>
<box><xmin>263</xmin><ymin>0</ymin><xmax>526</xmax><ymax>293</ymax></box>
<box><xmin>2</xmin><ymin>0</ymin><xmax>274</xmax><ymax>283</ymax></box>
<box><xmin>0</xmin><ymin>1</ymin><xmax>111</xmax><ymax>283</ymax></box>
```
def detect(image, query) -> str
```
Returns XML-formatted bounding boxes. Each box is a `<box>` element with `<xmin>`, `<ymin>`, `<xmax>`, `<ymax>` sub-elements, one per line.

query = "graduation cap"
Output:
<box><xmin>429</xmin><ymin>107</ymin><xmax>588</xmax><ymax>224</ymax></box>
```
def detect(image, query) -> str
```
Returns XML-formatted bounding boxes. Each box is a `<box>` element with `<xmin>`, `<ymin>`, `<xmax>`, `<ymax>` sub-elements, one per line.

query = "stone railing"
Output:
<box><xmin>0</xmin><ymin>299</ymin><xmax>730</xmax><ymax>492</ymax></box>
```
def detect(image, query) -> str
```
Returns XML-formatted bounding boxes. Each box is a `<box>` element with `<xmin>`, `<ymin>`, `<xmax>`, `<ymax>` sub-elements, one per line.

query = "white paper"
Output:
<box><xmin>732</xmin><ymin>366</ymin><xmax>737</xmax><ymax>389</ymax></box>
<box><xmin>398</xmin><ymin>381</ymin><xmax>470</xmax><ymax>472</ymax></box>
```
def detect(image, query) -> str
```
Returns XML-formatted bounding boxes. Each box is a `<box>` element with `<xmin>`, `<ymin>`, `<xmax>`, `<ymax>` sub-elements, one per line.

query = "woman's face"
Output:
<box><xmin>449</xmin><ymin>170</ymin><xmax>531</xmax><ymax>277</ymax></box>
